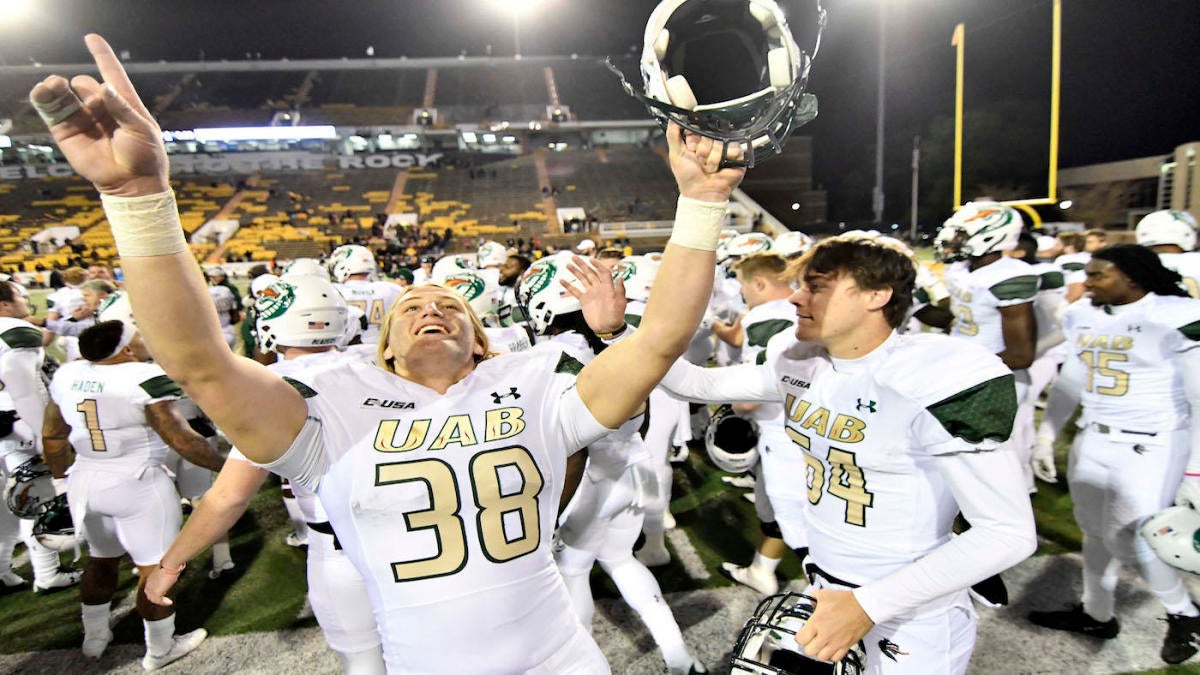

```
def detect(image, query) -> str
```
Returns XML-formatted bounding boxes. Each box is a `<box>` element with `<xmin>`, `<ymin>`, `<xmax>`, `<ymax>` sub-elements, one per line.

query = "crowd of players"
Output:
<box><xmin>6</xmin><ymin>172</ymin><xmax>1200</xmax><ymax>673</ymax></box>
<box><xmin>2</xmin><ymin>8</ymin><xmax>1200</xmax><ymax>673</ymax></box>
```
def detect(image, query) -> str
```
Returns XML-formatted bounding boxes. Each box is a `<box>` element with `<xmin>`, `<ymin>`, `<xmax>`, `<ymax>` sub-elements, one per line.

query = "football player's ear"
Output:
<box><xmin>382</xmin><ymin>345</ymin><xmax>394</xmax><ymax>361</ymax></box>
<box><xmin>865</xmin><ymin>287</ymin><xmax>893</xmax><ymax>312</ymax></box>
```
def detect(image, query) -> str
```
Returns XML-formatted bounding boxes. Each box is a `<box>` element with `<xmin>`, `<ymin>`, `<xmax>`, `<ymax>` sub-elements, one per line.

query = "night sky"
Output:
<box><xmin>3</xmin><ymin>0</ymin><xmax>1197</xmax><ymax>221</ymax></box>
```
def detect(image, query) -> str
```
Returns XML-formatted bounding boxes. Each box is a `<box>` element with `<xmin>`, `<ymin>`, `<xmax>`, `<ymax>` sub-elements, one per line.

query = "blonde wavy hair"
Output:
<box><xmin>376</xmin><ymin>283</ymin><xmax>496</xmax><ymax>374</ymax></box>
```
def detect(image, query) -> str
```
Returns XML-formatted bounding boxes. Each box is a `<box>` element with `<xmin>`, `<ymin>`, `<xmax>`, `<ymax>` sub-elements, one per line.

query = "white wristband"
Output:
<box><xmin>668</xmin><ymin>195</ymin><xmax>727</xmax><ymax>251</ymax></box>
<box><xmin>101</xmin><ymin>191</ymin><xmax>189</xmax><ymax>258</ymax></box>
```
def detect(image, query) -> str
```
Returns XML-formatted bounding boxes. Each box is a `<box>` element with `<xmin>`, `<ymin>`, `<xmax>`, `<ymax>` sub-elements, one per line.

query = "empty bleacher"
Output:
<box><xmin>545</xmin><ymin>148</ymin><xmax>676</xmax><ymax>222</ymax></box>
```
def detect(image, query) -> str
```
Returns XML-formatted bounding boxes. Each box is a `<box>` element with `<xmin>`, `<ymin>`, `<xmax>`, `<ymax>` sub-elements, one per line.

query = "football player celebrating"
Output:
<box><xmin>1030</xmin><ymin>245</ymin><xmax>1200</xmax><ymax>665</ymax></box>
<box><xmin>657</xmin><ymin>235</ymin><xmax>1036</xmax><ymax>673</ymax></box>
<box><xmin>30</xmin><ymin>34</ymin><xmax>742</xmax><ymax>673</ymax></box>
<box><xmin>42</xmin><ymin>320</ymin><xmax>224</xmax><ymax>667</ymax></box>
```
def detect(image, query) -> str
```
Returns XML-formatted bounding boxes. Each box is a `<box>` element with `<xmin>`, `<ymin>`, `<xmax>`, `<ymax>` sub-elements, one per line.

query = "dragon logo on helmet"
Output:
<box><xmin>254</xmin><ymin>282</ymin><xmax>297</xmax><ymax>321</ymax></box>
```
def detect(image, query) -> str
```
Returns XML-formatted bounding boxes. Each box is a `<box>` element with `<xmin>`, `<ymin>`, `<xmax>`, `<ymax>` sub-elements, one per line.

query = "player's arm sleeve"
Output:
<box><xmin>1177</xmin><ymin>332</ymin><xmax>1200</xmax><ymax>477</ymax></box>
<box><xmin>853</xmin><ymin>447</ymin><xmax>1036</xmax><ymax>623</ymax></box>
<box><xmin>1036</xmin><ymin>350</ymin><xmax>1084</xmax><ymax>442</ymax></box>
<box><xmin>44</xmin><ymin>318</ymin><xmax>91</xmax><ymax>337</ymax></box>
<box><xmin>260</xmin><ymin>415</ymin><xmax>328</xmax><ymax>492</ymax></box>
<box><xmin>656</xmin><ymin>357</ymin><xmax>780</xmax><ymax>404</ymax></box>
<box><xmin>0</xmin><ymin>342</ymin><xmax>48</xmax><ymax>444</ymax></box>
<box><xmin>546</xmin><ymin>350</ymin><xmax>614</xmax><ymax>455</ymax></box>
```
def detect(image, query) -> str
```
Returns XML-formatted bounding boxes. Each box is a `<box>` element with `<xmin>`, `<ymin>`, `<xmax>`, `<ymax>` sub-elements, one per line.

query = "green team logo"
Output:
<box><xmin>615</xmin><ymin>260</ymin><xmax>637</xmax><ymax>283</ymax></box>
<box><xmin>95</xmin><ymin>292</ymin><xmax>122</xmax><ymax>317</ymax></box>
<box><xmin>443</xmin><ymin>273</ymin><xmax>485</xmax><ymax>301</ymax></box>
<box><xmin>521</xmin><ymin>261</ymin><xmax>557</xmax><ymax>298</ymax></box>
<box><xmin>255</xmin><ymin>282</ymin><xmax>297</xmax><ymax>320</ymax></box>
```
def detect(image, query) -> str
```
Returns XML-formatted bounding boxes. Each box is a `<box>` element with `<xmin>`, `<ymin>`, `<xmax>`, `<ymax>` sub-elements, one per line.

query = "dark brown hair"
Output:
<box><xmin>788</xmin><ymin>237</ymin><xmax>916</xmax><ymax>328</ymax></box>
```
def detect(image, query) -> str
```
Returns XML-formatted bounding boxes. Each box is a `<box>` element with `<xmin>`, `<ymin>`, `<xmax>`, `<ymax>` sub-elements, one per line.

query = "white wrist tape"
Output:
<box><xmin>101</xmin><ymin>191</ymin><xmax>189</xmax><ymax>257</ymax></box>
<box><xmin>668</xmin><ymin>195</ymin><xmax>727</xmax><ymax>251</ymax></box>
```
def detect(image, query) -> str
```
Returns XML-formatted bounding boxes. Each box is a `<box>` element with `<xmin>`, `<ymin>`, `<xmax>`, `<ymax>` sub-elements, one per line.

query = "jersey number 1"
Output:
<box><xmin>76</xmin><ymin>399</ymin><xmax>108</xmax><ymax>452</ymax></box>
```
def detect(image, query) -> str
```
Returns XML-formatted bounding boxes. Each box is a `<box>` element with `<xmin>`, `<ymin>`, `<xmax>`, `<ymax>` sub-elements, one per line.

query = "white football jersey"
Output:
<box><xmin>274</xmin><ymin>347</ymin><xmax>609</xmax><ymax>673</ymax></box>
<box><xmin>740</xmin><ymin>298</ymin><xmax>797</xmax><ymax>424</ymax></box>
<box><xmin>1062</xmin><ymin>294</ymin><xmax>1200</xmax><ymax>431</ymax></box>
<box><xmin>768</xmin><ymin>333</ymin><xmax>1015</xmax><ymax>585</ymax></box>
<box><xmin>49</xmin><ymin>360</ymin><xmax>183</xmax><ymax>473</ymax></box>
<box><xmin>1028</xmin><ymin>261</ymin><xmax>1069</xmax><ymax>355</ymax></box>
<box><xmin>0</xmin><ymin>317</ymin><xmax>45</xmax><ymax>456</ymax></box>
<box><xmin>335</xmin><ymin>279</ymin><xmax>403</xmax><ymax>344</ymax></box>
<box><xmin>45</xmin><ymin>286</ymin><xmax>84</xmax><ymax>318</ymax></box>
<box><xmin>1056</xmin><ymin>251</ymin><xmax>1090</xmax><ymax>287</ymax></box>
<box><xmin>1159</xmin><ymin>251</ymin><xmax>1200</xmax><ymax>298</ymax></box>
<box><xmin>944</xmin><ymin>256</ymin><xmax>1038</xmax><ymax>355</ymax></box>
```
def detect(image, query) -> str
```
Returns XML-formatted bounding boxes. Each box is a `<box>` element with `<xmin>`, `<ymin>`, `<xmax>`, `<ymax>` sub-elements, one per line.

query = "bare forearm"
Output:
<box><xmin>170</xmin><ymin>435</ymin><xmax>226</xmax><ymax>472</ymax></box>
<box><xmin>161</xmin><ymin>490</ymin><xmax>249</xmax><ymax>568</ymax></box>
<box><xmin>42</xmin><ymin>438</ymin><xmax>73</xmax><ymax>478</ymax></box>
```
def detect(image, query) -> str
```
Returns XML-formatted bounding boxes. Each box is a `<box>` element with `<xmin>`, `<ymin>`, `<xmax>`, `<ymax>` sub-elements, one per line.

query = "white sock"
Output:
<box><xmin>605</xmin><ymin>557</ymin><xmax>691</xmax><ymax>671</ymax></box>
<box><xmin>211</xmin><ymin>540</ymin><xmax>232</xmax><ymax>570</ymax></box>
<box><xmin>144</xmin><ymin>613</ymin><xmax>176</xmax><ymax>656</ymax></box>
<box><xmin>752</xmin><ymin>551</ymin><xmax>782</xmax><ymax>575</ymax></box>
<box><xmin>82</xmin><ymin>602</ymin><xmax>112</xmax><ymax>637</ymax></box>
<box><xmin>0</xmin><ymin>540</ymin><xmax>14</xmax><ymax>574</ymax></box>
<box><xmin>336</xmin><ymin>644</ymin><xmax>386</xmax><ymax>675</ymax></box>
<box><xmin>1081</xmin><ymin>536</ymin><xmax>1118</xmax><ymax>622</ymax></box>
<box><xmin>23</xmin><ymin>521</ymin><xmax>62</xmax><ymax>583</ymax></box>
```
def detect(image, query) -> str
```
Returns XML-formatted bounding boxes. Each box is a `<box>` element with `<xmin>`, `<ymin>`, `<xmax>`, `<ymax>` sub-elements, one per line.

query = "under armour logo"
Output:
<box><xmin>879</xmin><ymin>638</ymin><xmax>909</xmax><ymax>662</ymax></box>
<box><xmin>1127</xmin><ymin>324</ymin><xmax>1142</xmax><ymax>332</ymax></box>
<box><xmin>491</xmin><ymin>387</ymin><xmax>521</xmax><ymax>404</ymax></box>
<box><xmin>856</xmin><ymin>399</ymin><xmax>877</xmax><ymax>413</ymax></box>
<box><xmin>1132</xmin><ymin>444</ymin><xmax>1147</xmax><ymax>455</ymax></box>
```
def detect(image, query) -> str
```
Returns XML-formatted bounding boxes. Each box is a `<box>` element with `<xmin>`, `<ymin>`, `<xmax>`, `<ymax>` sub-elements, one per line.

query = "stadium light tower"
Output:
<box><xmin>491</xmin><ymin>0</ymin><xmax>543</xmax><ymax>58</ymax></box>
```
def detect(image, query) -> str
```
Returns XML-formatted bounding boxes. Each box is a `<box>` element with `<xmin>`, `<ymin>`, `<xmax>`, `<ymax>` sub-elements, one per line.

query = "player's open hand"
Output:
<box><xmin>794</xmin><ymin>588</ymin><xmax>873</xmax><ymax>665</ymax></box>
<box><xmin>29</xmin><ymin>34</ymin><xmax>168</xmax><ymax>197</ymax></box>
<box><xmin>143</xmin><ymin>566</ymin><xmax>178</xmax><ymax>607</ymax></box>
<box><xmin>562</xmin><ymin>255</ymin><xmax>626</xmax><ymax>336</ymax></box>
<box><xmin>666</xmin><ymin>122</ymin><xmax>746</xmax><ymax>204</ymax></box>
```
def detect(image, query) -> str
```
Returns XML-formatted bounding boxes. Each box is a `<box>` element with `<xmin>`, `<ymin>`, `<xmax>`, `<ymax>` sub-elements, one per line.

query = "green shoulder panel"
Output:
<box><xmin>1039</xmin><ymin>270</ymin><xmax>1065</xmax><ymax>290</ymax></box>
<box><xmin>0</xmin><ymin>326</ymin><xmax>42</xmax><ymax>349</ymax></box>
<box><xmin>1060</xmin><ymin>261</ymin><xmax>1086</xmax><ymax>272</ymax></box>
<box><xmin>283</xmin><ymin>376</ymin><xmax>319</xmax><ymax>399</ymax></box>
<box><xmin>624</xmin><ymin>313</ymin><xmax>643</xmax><ymax>328</ymax></box>
<box><xmin>989</xmin><ymin>275</ymin><xmax>1039</xmax><ymax>302</ymax></box>
<box><xmin>746</xmin><ymin>319</ymin><xmax>794</xmax><ymax>348</ymax></box>
<box><xmin>554</xmin><ymin>352</ymin><xmax>585</xmax><ymax>376</ymax></box>
<box><xmin>1179</xmin><ymin>320</ymin><xmax>1200</xmax><ymax>342</ymax></box>
<box><xmin>139</xmin><ymin>374</ymin><xmax>185</xmax><ymax>399</ymax></box>
<box><xmin>914</xmin><ymin>288</ymin><xmax>931</xmax><ymax>305</ymax></box>
<box><xmin>925</xmin><ymin>373</ymin><xmax>1017</xmax><ymax>444</ymax></box>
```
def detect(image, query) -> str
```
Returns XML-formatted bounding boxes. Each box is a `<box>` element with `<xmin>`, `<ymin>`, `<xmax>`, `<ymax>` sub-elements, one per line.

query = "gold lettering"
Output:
<box><xmin>786</xmin><ymin>393</ymin><xmax>812</xmax><ymax>423</ymax></box>
<box><xmin>1089</xmin><ymin>335</ymin><xmax>1109</xmax><ymax>349</ymax></box>
<box><xmin>1111</xmin><ymin>336</ymin><xmax>1133</xmax><ymax>351</ymax></box>
<box><xmin>373</xmin><ymin>419</ymin><xmax>431</xmax><ymax>453</ymax></box>
<box><xmin>429</xmin><ymin>415</ymin><xmax>478</xmax><ymax>450</ymax></box>
<box><xmin>484</xmin><ymin>407</ymin><xmax>526</xmax><ymax>441</ymax></box>
<box><xmin>829</xmin><ymin>414</ymin><xmax>867</xmax><ymax>444</ymax></box>
<box><xmin>1076</xmin><ymin>333</ymin><xmax>1092</xmax><ymax>349</ymax></box>
<box><xmin>800</xmin><ymin>406</ymin><xmax>831</xmax><ymax>437</ymax></box>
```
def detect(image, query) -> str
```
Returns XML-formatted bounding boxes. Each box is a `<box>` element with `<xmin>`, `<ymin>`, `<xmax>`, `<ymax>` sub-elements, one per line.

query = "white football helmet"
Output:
<box><xmin>935</xmin><ymin>201</ymin><xmax>1025</xmax><ymax>262</ymax></box>
<box><xmin>616</xmin><ymin>0</ymin><xmax>825</xmax><ymax>168</ymax></box>
<box><xmin>32</xmin><ymin>493</ymin><xmax>79</xmax><ymax>553</ymax></box>
<box><xmin>4</xmin><ymin>455</ymin><xmax>55</xmax><ymax>519</ymax></box>
<box><xmin>96</xmin><ymin>290</ymin><xmax>135</xmax><ymax>326</ymax></box>
<box><xmin>726</xmin><ymin>232</ymin><xmax>774</xmax><ymax>259</ymax></box>
<box><xmin>616</xmin><ymin>255</ymin><xmax>661</xmax><ymax>302</ymax></box>
<box><xmin>437</xmin><ymin>270</ymin><xmax>500</xmax><ymax>318</ymax></box>
<box><xmin>328</xmin><ymin>245</ymin><xmax>376</xmax><ymax>282</ymax></box>
<box><xmin>1141</xmin><ymin>506</ymin><xmax>1200</xmax><ymax>575</ymax></box>
<box><xmin>254</xmin><ymin>276</ymin><xmax>349</xmax><ymax>353</ymax></box>
<box><xmin>773</xmin><ymin>231</ymin><xmax>814</xmax><ymax>257</ymax></box>
<box><xmin>477</xmin><ymin>241</ymin><xmax>508</xmax><ymax>268</ymax></box>
<box><xmin>1136</xmin><ymin>210</ymin><xmax>1198</xmax><ymax>251</ymax></box>
<box><xmin>705</xmin><ymin>405</ymin><xmax>759</xmax><ymax>474</ymax></box>
<box><xmin>250</xmin><ymin>273</ymin><xmax>281</xmax><ymax>298</ymax></box>
<box><xmin>516</xmin><ymin>254</ymin><xmax>583</xmax><ymax>335</ymax></box>
<box><xmin>731</xmin><ymin>592</ymin><xmax>867</xmax><ymax>675</ymax></box>
<box><xmin>431</xmin><ymin>254</ymin><xmax>476</xmax><ymax>281</ymax></box>
<box><xmin>282</xmin><ymin>257</ymin><xmax>332</xmax><ymax>281</ymax></box>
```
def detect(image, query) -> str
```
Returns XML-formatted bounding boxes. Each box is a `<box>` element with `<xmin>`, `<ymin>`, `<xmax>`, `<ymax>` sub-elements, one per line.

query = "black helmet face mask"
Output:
<box><xmin>609</xmin><ymin>0</ymin><xmax>826</xmax><ymax>169</ymax></box>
